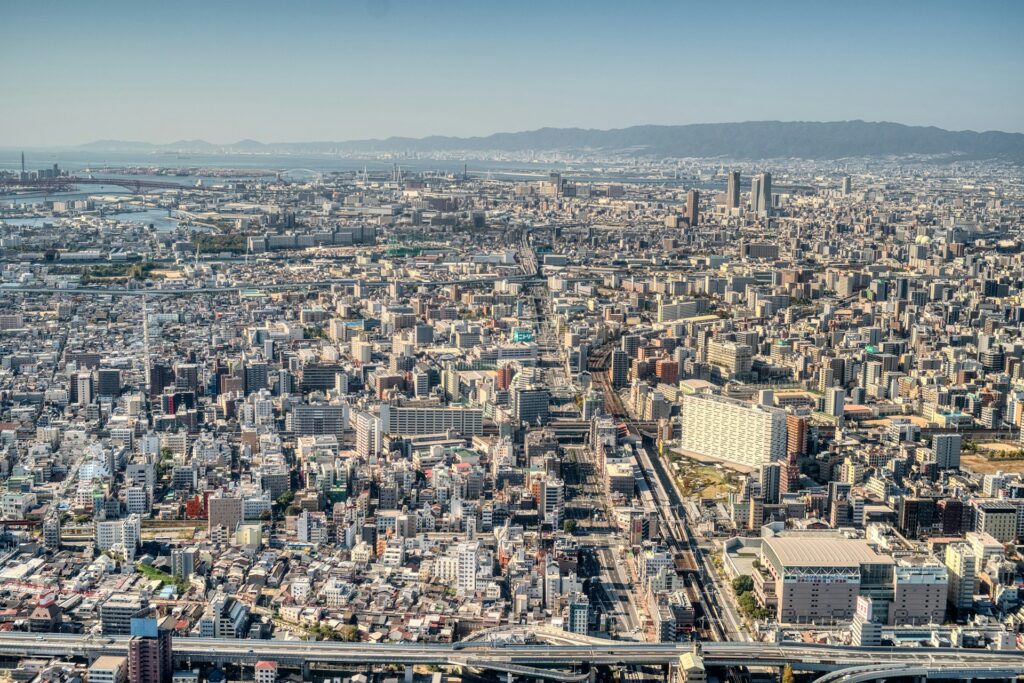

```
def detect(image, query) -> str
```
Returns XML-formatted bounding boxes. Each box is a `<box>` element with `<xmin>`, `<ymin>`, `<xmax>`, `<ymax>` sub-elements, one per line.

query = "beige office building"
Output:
<box><xmin>760</xmin><ymin>536</ymin><xmax>894</xmax><ymax>624</ymax></box>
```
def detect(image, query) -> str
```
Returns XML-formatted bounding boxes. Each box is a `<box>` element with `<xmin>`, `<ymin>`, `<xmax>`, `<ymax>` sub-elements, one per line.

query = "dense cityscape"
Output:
<box><xmin>3</xmin><ymin>1</ymin><xmax>1024</xmax><ymax>683</ymax></box>
<box><xmin>0</xmin><ymin>151</ymin><xmax>1022</xmax><ymax>683</ymax></box>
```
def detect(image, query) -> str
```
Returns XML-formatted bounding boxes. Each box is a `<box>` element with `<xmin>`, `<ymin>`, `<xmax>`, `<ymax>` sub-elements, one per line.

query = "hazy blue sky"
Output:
<box><xmin>2</xmin><ymin>0</ymin><xmax>1022</xmax><ymax>146</ymax></box>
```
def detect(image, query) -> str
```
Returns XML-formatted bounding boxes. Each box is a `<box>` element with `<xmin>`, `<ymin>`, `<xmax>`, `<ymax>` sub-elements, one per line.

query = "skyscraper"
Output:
<box><xmin>754</xmin><ymin>172</ymin><xmax>772</xmax><ymax>216</ymax></box>
<box><xmin>750</xmin><ymin>175</ymin><xmax>761</xmax><ymax>213</ymax></box>
<box><xmin>686</xmin><ymin>189</ymin><xmax>700</xmax><ymax>226</ymax></box>
<box><xmin>726</xmin><ymin>170</ymin><xmax>740</xmax><ymax>209</ymax></box>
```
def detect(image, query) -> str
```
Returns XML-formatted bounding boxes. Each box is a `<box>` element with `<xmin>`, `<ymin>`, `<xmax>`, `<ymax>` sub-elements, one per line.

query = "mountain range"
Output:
<box><xmin>80</xmin><ymin>120</ymin><xmax>1024</xmax><ymax>162</ymax></box>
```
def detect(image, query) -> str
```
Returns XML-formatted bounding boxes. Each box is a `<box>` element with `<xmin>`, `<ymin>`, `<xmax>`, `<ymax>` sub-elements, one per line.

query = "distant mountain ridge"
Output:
<box><xmin>79</xmin><ymin>120</ymin><xmax>1024</xmax><ymax>162</ymax></box>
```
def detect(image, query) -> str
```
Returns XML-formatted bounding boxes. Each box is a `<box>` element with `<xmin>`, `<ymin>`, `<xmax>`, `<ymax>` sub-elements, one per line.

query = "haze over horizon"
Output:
<box><xmin>2</xmin><ymin>0</ymin><xmax>1022</xmax><ymax>147</ymax></box>
<box><xmin>48</xmin><ymin>119</ymin><xmax>1024</xmax><ymax>150</ymax></box>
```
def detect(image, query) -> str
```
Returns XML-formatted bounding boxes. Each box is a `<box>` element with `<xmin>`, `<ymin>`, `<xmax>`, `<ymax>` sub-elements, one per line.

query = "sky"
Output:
<box><xmin>1</xmin><ymin>0</ymin><xmax>1022</xmax><ymax>147</ymax></box>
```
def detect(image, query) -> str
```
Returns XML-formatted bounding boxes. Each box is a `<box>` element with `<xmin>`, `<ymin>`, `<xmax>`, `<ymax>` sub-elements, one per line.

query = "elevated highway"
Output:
<box><xmin>0</xmin><ymin>273</ymin><xmax>543</xmax><ymax>298</ymax></box>
<box><xmin>0</xmin><ymin>633</ymin><xmax>1022</xmax><ymax>681</ymax></box>
<box><xmin>0</xmin><ymin>176</ymin><xmax>224</xmax><ymax>193</ymax></box>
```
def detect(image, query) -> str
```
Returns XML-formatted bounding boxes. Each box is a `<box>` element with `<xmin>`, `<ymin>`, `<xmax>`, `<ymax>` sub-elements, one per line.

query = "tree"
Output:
<box><xmin>340</xmin><ymin>624</ymin><xmax>360</xmax><ymax>642</ymax></box>
<box><xmin>782</xmin><ymin>664</ymin><xmax>795</xmax><ymax>683</ymax></box>
<box><xmin>731</xmin><ymin>575</ymin><xmax>754</xmax><ymax>594</ymax></box>
<box><xmin>563</xmin><ymin>519</ymin><xmax>577</xmax><ymax>535</ymax></box>
<box><xmin>737</xmin><ymin>592</ymin><xmax>758</xmax><ymax>614</ymax></box>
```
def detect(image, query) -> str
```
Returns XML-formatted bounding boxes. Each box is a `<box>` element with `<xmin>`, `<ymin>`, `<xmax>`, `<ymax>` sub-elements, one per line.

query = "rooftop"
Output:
<box><xmin>764</xmin><ymin>536</ymin><xmax>894</xmax><ymax>568</ymax></box>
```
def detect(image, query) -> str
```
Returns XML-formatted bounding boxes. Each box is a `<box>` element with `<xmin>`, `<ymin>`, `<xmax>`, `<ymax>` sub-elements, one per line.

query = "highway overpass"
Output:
<box><xmin>1</xmin><ymin>633</ymin><xmax>1023</xmax><ymax>681</ymax></box>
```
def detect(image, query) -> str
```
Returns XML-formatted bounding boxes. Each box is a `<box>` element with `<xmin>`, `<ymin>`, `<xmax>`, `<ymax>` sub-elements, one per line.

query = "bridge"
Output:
<box><xmin>812</xmin><ymin>664</ymin><xmax>1023</xmax><ymax>683</ymax></box>
<box><xmin>1</xmin><ymin>633</ymin><xmax>1023</xmax><ymax>682</ymax></box>
<box><xmin>0</xmin><ymin>176</ymin><xmax>224</xmax><ymax>193</ymax></box>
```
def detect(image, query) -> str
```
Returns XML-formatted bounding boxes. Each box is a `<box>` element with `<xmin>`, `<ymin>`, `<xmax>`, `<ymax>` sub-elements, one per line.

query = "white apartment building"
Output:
<box><xmin>379</xmin><ymin>404</ymin><xmax>483</xmax><ymax>436</ymax></box>
<box><xmin>681</xmin><ymin>393</ymin><xmax>787</xmax><ymax>468</ymax></box>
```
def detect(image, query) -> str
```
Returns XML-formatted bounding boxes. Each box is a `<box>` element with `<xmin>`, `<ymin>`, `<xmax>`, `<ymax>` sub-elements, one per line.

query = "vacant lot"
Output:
<box><xmin>962</xmin><ymin>453</ymin><xmax>1024</xmax><ymax>474</ymax></box>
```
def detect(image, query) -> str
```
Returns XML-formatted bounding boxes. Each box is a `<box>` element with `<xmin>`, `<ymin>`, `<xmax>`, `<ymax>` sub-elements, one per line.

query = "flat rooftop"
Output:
<box><xmin>765</xmin><ymin>536</ymin><xmax>894</xmax><ymax>568</ymax></box>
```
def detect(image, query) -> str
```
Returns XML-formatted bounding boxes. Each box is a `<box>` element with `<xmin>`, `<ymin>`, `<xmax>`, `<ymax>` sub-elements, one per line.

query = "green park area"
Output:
<box><xmin>666</xmin><ymin>452</ymin><xmax>739</xmax><ymax>499</ymax></box>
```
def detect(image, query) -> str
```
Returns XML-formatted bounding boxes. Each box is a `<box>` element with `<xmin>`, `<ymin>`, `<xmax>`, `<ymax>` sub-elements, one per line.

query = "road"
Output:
<box><xmin>1</xmin><ymin>632</ymin><xmax>1022</xmax><ymax>675</ymax></box>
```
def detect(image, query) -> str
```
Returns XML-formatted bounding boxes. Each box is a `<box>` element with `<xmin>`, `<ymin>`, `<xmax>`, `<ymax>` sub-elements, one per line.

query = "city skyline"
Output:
<box><xmin>3</xmin><ymin>2</ymin><xmax>1024</xmax><ymax>682</ymax></box>
<box><xmin>2</xmin><ymin>0</ymin><xmax>1022</xmax><ymax>147</ymax></box>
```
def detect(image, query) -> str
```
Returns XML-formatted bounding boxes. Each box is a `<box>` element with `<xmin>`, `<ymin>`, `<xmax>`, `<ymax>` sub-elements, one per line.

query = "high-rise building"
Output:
<box><xmin>539</xmin><ymin>476</ymin><xmax>565</xmax><ymax>528</ymax></box>
<box><xmin>973</xmin><ymin>501</ymin><xmax>1017</xmax><ymax>542</ymax></box>
<box><xmin>245</xmin><ymin>361</ymin><xmax>269</xmax><ymax>394</ymax></box>
<box><xmin>511</xmin><ymin>380</ymin><xmax>550</xmax><ymax>426</ymax></box>
<box><xmin>933</xmin><ymin>433</ymin><xmax>962</xmax><ymax>470</ymax></box>
<box><xmin>753</xmin><ymin>172</ymin><xmax>772</xmax><ymax>216</ymax></box>
<box><xmin>891</xmin><ymin>559</ymin><xmax>948</xmax><ymax>625</ymax></box>
<box><xmin>609</xmin><ymin>349</ymin><xmax>629</xmax><ymax>389</ymax></box>
<box><xmin>686</xmin><ymin>189</ymin><xmax>700</xmax><ymax>226</ymax></box>
<box><xmin>944</xmin><ymin>542</ymin><xmax>977</xmax><ymax>612</ymax></box>
<box><xmin>785</xmin><ymin>414</ymin><xmax>808</xmax><ymax>457</ymax></box>
<box><xmin>726</xmin><ymin>171</ymin><xmax>740</xmax><ymax>209</ymax></box>
<box><xmin>655</xmin><ymin>359</ymin><xmax>679</xmax><ymax>385</ymax></box>
<box><xmin>127</xmin><ymin>617</ymin><xmax>172</xmax><ymax>683</ymax></box>
<box><xmin>96</xmin><ymin>514</ymin><xmax>142</xmax><ymax>561</ymax></box>
<box><xmin>749</xmin><ymin>172</ymin><xmax>773</xmax><ymax>215</ymax></box>
<box><xmin>173</xmin><ymin>363</ymin><xmax>200</xmax><ymax>393</ymax></box>
<box><xmin>378</xmin><ymin>404</ymin><xmax>483</xmax><ymax>435</ymax></box>
<box><xmin>171</xmin><ymin>547</ymin><xmax>197</xmax><ymax>580</ymax></box>
<box><xmin>208</xmin><ymin>495</ymin><xmax>243</xmax><ymax>534</ymax></box>
<box><xmin>456</xmin><ymin>541</ymin><xmax>480</xmax><ymax>593</ymax></box>
<box><xmin>354</xmin><ymin>410</ymin><xmax>381</xmax><ymax>459</ymax></box>
<box><xmin>681</xmin><ymin>394</ymin><xmax>787</xmax><ymax>468</ymax></box>
<box><xmin>825</xmin><ymin>387</ymin><xmax>845</xmax><ymax>419</ymax></box>
<box><xmin>149</xmin><ymin>362</ymin><xmax>175</xmax><ymax>397</ymax></box>
<box><xmin>760</xmin><ymin>462</ymin><xmax>781</xmax><ymax>505</ymax></box>
<box><xmin>76</xmin><ymin>371</ymin><xmax>93</xmax><ymax>407</ymax></box>
<box><xmin>43</xmin><ymin>512</ymin><xmax>61</xmax><ymax>550</ymax></box>
<box><xmin>707</xmin><ymin>340</ymin><xmax>752</xmax><ymax>377</ymax></box>
<box><xmin>291</xmin><ymin>404</ymin><xmax>348</xmax><ymax>436</ymax></box>
<box><xmin>621</xmin><ymin>334</ymin><xmax>641</xmax><ymax>358</ymax></box>
<box><xmin>96</xmin><ymin>368</ymin><xmax>122</xmax><ymax>397</ymax></box>
<box><xmin>565</xmin><ymin>592</ymin><xmax>590</xmax><ymax>634</ymax></box>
